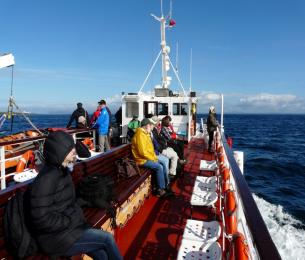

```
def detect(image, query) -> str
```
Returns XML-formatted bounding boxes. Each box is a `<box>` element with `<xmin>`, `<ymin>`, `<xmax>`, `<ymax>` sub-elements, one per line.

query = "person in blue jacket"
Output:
<box><xmin>94</xmin><ymin>100</ymin><xmax>110</xmax><ymax>152</ymax></box>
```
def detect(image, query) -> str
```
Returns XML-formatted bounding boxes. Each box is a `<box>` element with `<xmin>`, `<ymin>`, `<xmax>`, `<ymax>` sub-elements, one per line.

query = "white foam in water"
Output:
<box><xmin>253</xmin><ymin>194</ymin><xmax>305</xmax><ymax>260</ymax></box>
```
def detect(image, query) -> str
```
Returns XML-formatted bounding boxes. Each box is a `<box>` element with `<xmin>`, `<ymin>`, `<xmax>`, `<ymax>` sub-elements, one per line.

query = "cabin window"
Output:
<box><xmin>173</xmin><ymin>103</ymin><xmax>188</xmax><ymax>116</ymax></box>
<box><xmin>158</xmin><ymin>103</ymin><xmax>168</xmax><ymax>115</ymax></box>
<box><xmin>181</xmin><ymin>103</ymin><xmax>188</xmax><ymax>115</ymax></box>
<box><xmin>144</xmin><ymin>101</ymin><xmax>157</xmax><ymax>117</ymax></box>
<box><xmin>126</xmin><ymin>102</ymin><xmax>139</xmax><ymax>118</ymax></box>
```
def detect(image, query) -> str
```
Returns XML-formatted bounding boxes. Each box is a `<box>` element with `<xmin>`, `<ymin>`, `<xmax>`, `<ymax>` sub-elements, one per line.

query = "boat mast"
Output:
<box><xmin>139</xmin><ymin>0</ymin><xmax>187</xmax><ymax>95</ymax></box>
<box><xmin>152</xmin><ymin>0</ymin><xmax>171</xmax><ymax>90</ymax></box>
<box><xmin>160</xmin><ymin>14</ymin><xmax>169</xmax><ymax>89</ymax></box>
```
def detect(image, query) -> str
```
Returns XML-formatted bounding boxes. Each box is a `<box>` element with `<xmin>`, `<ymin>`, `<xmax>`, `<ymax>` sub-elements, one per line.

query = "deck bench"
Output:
<box><xmin>0</xmin><ymin>143</ymin><xmax>152</xmax><ymax>259</ymax></box>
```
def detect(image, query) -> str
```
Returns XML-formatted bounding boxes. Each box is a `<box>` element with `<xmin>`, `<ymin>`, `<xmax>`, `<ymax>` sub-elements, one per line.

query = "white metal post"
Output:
<box><xmin>161</xmin><ymin>17</ymin><xmax>168</xmax><ymax>88</ymax></box>
<box><xmin>221</xmin><ymin>94</ymin><xmax>224</xmax><ymax>132</ymax></box>
<box><xmin>0</xmin><ymin>146</ymin><xmax>6</xmax><ymax>190</ymax></box>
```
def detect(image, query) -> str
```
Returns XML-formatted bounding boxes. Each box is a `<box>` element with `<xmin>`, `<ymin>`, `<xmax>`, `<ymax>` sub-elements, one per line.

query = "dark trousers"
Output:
<box><xmin>208</xmin><ymin>131</ymin><xmax>214</xmax><ymax>150</ymax></box>
<box><xmin>64</xmin><ymin>228</ymin><xmax>123</xmax><ymax>260</ymax></box>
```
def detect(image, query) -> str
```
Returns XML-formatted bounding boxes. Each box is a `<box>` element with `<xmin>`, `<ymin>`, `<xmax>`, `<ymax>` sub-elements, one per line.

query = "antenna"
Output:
<box><xmin>170</xmin><ymin>0</ymin><xmax>173</xmax><ymax>19</ymax></box>
<box><xmin>189</xmin><ymin>48</ymin><xmax>193</xmax><ymax>92</ymax></box>
<box><xmin>161</xmin><ymin>0</ymin><xmax>164</xmax><ymax>17</ymax></box>
<box><xmin>175</xmin><ymin>42</ymin><xmax>179</xmax><ymax>72</ymax></box>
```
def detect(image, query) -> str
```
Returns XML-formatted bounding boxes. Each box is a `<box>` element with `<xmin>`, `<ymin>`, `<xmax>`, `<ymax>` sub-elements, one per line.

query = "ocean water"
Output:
<box><xmin>1</xmin><ymin>113</ymin><xmax>305</xmax><ymax>259</ymax></box>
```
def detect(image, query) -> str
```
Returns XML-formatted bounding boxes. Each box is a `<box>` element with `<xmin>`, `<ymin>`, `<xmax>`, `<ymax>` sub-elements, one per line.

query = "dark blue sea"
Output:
<box><xmin>1</xmin><ymin>113</ymin><xmax>305</xmax><ymax>258</ymax></box>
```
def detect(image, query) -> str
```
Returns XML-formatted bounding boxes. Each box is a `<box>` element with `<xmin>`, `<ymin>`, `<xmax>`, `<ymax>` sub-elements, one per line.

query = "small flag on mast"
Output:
<box><xmin>169</xmin><ymin>19</ymin><xmax>176</xmax><ymax>27</ymax></box>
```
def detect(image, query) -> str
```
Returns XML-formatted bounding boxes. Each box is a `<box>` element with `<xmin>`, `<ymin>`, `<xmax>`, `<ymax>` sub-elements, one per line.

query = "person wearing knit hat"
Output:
<box><xmin>66</xmin><ymin>102</ymin><xmax>89</xmax><ymax>129</ymax></box>
<box><xmin>131</xmin><ymin>118</ymin><xmax>169</xmax><ymax>197</ymax></box>
<box><xmin>207</xmin><ymin>105</ymin><xmax>218</xmax><ymax>152</ymax></box>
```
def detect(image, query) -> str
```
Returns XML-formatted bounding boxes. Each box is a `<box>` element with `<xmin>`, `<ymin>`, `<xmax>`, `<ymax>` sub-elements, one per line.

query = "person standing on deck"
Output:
<box><xmin>89</xmin><ymin>104</ymin><xmax>102</xmax><ymax>127</ymax></box>
<box><xmin>94</xmin><ymin>100</ymin><xmax>110</xmax><ymax>152</ymax></box>
<box><xmin>29</xmin><ymin>131</ymin><xmax>122</xmax><ymax>259</ymax></box>
<box><xmin>131</xmin><ymin>118</ymin><xmax>169</xmax><ymax>197</ymax></box>
<box><xmin>66</xmin><ymin>103</ymin><xmax>89</xmax><ymax>129</ymax></box>
<box><xmin>207</xmin><ymin>106</ymin><xmax>218</xmax><ymax>152</ymax></box>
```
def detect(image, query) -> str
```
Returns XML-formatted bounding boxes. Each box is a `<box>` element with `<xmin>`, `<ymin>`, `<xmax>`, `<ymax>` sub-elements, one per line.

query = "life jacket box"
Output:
<box><xmin>155</xmin><ymin>88</ymin><xmax>169</xmax><ymax>97</ymax></box>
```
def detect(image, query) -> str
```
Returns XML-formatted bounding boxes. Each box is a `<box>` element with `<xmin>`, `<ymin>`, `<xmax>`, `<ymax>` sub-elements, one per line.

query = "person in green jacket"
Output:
<box><xmin>127</xmin><ymin>115</ymin><xmax>140</xmax><ymax>140</ymax></box>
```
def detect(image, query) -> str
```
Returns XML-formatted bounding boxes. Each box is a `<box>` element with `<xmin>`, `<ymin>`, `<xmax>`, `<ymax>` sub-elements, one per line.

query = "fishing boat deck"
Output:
<box><xmin>117</xmin><ymin>137</ymin><xmax>218</xmax><ymax>259</ymax></box>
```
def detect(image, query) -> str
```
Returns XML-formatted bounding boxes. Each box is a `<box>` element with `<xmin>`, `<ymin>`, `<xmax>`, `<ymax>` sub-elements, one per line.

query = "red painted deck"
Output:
<box><xmin>117</xmin><ymin>138</ymin><xmax>218</xmax><ymax>260</ymax></box>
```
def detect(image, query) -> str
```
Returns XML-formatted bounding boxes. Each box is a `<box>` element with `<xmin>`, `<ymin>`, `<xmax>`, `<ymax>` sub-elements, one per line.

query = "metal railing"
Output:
<box><xmin>220</xmin><ymin>131</ymin><xmax>281</xmax><ymax>260</ymax></box>
<box><xmin>0</xmin><ymin>128</ymin><xmax>96</xmax><ymax>190</ymax></box>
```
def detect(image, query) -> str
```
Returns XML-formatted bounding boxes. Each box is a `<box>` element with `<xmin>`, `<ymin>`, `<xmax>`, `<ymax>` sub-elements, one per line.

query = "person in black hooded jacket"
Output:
<box><xmin>29</xmin><ymin>131</ymin><xmax>122</xmax><ymax>259</ymax></box>
<box><xmin>66</xmin><ymin>102</ymin><xmax>90</xmax><ymax>128</ymax></box>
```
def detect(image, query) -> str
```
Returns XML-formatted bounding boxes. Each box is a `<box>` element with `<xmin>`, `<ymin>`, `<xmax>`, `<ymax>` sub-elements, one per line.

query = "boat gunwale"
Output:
<box><xmin>221</xmin><ymin>131</ymin><xmax>281</xmax><ymax>260</ymax></box>
<box><xmin>0</xmin><ymin>128</ymin><xmax>95</xmax><ymax>146</ymax></box>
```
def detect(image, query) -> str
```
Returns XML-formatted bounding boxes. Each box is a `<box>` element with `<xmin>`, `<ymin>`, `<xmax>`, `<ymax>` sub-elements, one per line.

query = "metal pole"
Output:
<box><xmin>0</xmin><ymin>146</ymin><xmax>6</xmax><ymax>190</ymax></box>
<box><xmin>138</xmin><ymin>50</ymin><xmax>162</xmax><ymax>94</ymax></box>
<box><xmin>161</xmin><ymin>17</ymin><xmax>167</xmax><ymax>88</ymax></box>
<box><xmin>189</xmin><ymin>48</ymin><xmax>192</xmax><ymax>92</ymax></box>
<box><xmin>221</xmin><ymin>94</ymin><xmax>224</xmax><ymax>132</ymax></box>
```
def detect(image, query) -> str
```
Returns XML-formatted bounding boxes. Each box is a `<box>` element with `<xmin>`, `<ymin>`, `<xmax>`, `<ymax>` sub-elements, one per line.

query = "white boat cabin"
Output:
<box><xmin>121</xmin><ymin>89</ymin><xmax>197</xmax><ymax>142</ymax></box>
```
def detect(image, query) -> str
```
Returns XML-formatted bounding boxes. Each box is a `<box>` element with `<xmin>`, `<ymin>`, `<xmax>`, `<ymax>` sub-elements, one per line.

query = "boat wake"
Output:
<box><xmin>253</xmin><ymin>194</ymin><xmax>305</xmax><ymax>260</ymax></box>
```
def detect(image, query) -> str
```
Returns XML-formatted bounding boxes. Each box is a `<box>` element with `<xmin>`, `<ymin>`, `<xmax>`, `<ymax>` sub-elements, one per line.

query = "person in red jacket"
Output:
<box><xmin>89</xmin><ymin>105</ymin><xmax>101</xmax><ymax>127</ymax></box>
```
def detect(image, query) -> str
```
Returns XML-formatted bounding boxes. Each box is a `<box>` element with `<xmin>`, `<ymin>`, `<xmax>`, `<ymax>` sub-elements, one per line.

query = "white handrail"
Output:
<box><xmin>221</xmin><ymin>94</ymin><xmax>224</xmax><ymax>132</ymax></box>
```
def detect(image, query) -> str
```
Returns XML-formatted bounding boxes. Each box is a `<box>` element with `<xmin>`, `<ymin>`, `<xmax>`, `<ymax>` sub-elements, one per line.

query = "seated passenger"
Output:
<box><xmin>131</xmin><ymin>118</ymin><xmax>170</xmax><ymax>197</ymax></box>
<box><xmin>150</xmin><ymin>116</ymin><xmax>179</xmax><ymax>178</ymax></box>
<box><xmin>127</xmin><ymin>115</ymin><xmax>140</xmax><ymax>140</ymax></box>
<box><xmin>161</xmin><ymin>116</ymin><xmax>186</xmax><ymax>163</ymax></box>
<box><xmin>29</xmin><ymin>131</ymin><xmax>122</xmax><ymax>259</ymax></box>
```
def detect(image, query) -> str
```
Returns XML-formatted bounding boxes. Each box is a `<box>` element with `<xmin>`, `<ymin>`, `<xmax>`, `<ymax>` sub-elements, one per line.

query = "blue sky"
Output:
<box><xmin>0</xmin><ymin>0</ymin><xmax>305</xmax><ymax>114</ymax></box>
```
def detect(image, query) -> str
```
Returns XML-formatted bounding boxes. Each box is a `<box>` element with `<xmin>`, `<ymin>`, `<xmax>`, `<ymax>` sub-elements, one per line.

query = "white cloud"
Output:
<box><xmin>1</xmin><ymin>91</ymin><xmax>305</xmax><ymax>114</ymax></box>
<box><xmin>238</xmin><ymin>93</ymin><xmax>305</xmax><ymax>113</ymax></box>
<box><xmin>195</xmin><ymin>92</ymin><xmax>305</xmax><ymax>114</ymax></box>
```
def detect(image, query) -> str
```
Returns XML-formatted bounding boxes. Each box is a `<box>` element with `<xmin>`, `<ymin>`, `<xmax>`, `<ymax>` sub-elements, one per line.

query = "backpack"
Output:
<box><xmin>115</xmin><ymin>157</ymin><xmax>141</xmax><ymax>181</ymax></box>
<box><xmin>3</xmin><ymin>191</ymin><xmax>38</xmax><ymax>259</ymax></box>
<box><xmin>75</xmin><ymin>140</ymin><xmax>91</xmax><ymax>158</ymax></box>
<box><xmin>77</xmin><ymin>174</ymin><xmax>116</xmax><ymax>226</ymax></box>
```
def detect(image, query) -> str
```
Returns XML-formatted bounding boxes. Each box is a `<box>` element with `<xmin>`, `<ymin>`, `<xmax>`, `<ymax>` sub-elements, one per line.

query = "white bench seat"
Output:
<box><xmin>177</xmin><ymin>240</ymin><xmax>222</xmax><ymax>260</ymax></box>
<box><xmin>183</xmin><ymin>219</ymin><xmax>221</xmax><ymax>242</ymax></box>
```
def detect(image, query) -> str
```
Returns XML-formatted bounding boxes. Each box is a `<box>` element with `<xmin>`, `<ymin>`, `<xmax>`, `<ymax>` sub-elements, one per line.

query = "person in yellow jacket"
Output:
<box><xmin>131</xmin><ymin>118</ymin><xmax>168</xmax><ymax>197</ymax></box>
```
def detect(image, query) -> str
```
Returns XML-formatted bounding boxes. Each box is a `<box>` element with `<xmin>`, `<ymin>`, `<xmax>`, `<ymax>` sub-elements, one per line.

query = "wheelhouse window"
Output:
<box><xmin>144</xmin><ymin>101</ymin><xmax>157</xmax><ymax>117</ymax></box>
<box><xmin>181</xmin><ymin>103</ymin><xmax>188</xmax><ymax>115</ymax></box>
<box><xmin>173</xmin><ymin>103</ymin><xmax>188</xmax><ymax>116</ymax></box>
<box><xmin>158</xmin><ymin>103</ymin><xmax>168</xmax><ymax>115</ymax></box>
<box><xmin>126</xmin><ymin>102</ymin><xmax>139</xmax><ymax>118</ymax></box>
